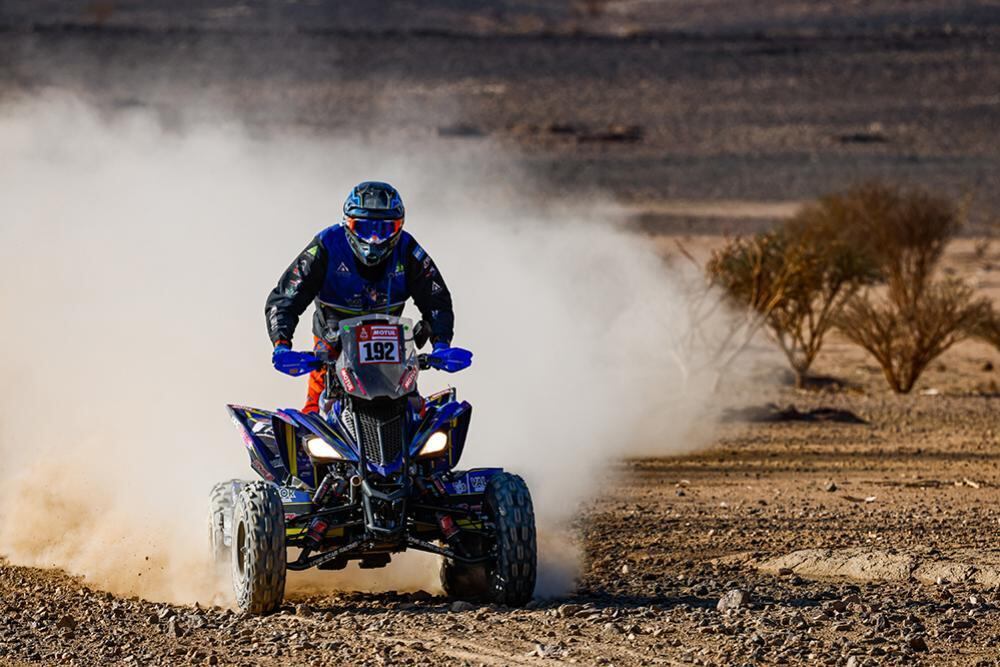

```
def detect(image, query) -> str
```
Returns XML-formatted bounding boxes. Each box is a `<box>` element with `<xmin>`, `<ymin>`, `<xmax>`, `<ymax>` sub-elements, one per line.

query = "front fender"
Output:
<box><xmin>411</xmin><ymin>399</ymin><xmax>472</xmax><ymax>468</ymax></box>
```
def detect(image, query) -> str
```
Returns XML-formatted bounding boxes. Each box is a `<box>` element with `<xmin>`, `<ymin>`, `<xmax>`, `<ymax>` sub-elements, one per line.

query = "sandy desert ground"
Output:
<box><xmin>2</xmin><ymin>2</ymin><xmax>999</xmax><ymax>666</ymax></box>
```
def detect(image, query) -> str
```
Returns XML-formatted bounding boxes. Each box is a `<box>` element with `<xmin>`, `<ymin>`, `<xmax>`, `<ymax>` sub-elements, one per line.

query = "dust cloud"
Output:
<box><xmin>0</xmin><ymin>92</ymin><xmax>742</xmax><ymax>605</ymax></box>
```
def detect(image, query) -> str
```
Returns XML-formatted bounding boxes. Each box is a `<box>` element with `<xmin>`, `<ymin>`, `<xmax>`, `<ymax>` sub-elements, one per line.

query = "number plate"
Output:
<box><xmin>355</xmin><ymin>324</ymin><xmax>402</xmax><ymax>365</ymax></box>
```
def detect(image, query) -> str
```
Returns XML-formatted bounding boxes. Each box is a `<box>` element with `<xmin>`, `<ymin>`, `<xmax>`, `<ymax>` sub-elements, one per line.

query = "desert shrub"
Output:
<box><xmin>703</xmin><ymin>233</ymin><xmax>796</xmax><ymax>375</ymax></box>
<box><xmin>706</xmin><ymin>208</ymin><xmax>877</xmax><ymax>387</ymax></box>
<box><xmin>667</xmin><ymin>240</ymin><xmax>781</xmax><ymax>384</ymax></box>
<box><xmin>972</xmin><ymin>307</ymin><xmax>1000</xmax><ymax>350</ymax></box>
<box><xmin>838</xmin><ymin>280</ymin><xmax>991</xmax><ymax>393</ymax></box>
<box><xmin>831</xmin><ymin>182</ymin><xmax>993</xmax><ymax>393</ymax></box>
<box><xmin>769</xmin><ymin>203</ymin><xmax>880</xmax><ymax>386</ymax></box>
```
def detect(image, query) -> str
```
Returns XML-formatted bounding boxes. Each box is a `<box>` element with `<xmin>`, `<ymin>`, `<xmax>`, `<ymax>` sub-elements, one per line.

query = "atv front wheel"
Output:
<box><xmin>484</xmin><ymin>472</ymin><xmax>537</xmax><ymax>606</ymax></box>
<box><xmin>231</xmin><ymin>481</ymin><xmax>286</xmax><ymax>614</ymax></box>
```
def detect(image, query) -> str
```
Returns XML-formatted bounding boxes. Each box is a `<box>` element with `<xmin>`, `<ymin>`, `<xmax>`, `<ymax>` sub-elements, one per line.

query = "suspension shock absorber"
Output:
<box><xmin>437</xmin><ymin>513</ymin><xmax>468</xmax><ymax>557</ymax></box>
<box><xmin>305</xmin><ymin>517</ymin><xmax>329</xmax><ymax>546</ymax></box>
<box><xmin>313</xmin><ymin>472</ymin><xmax>348</xmax><ymax>507</ymax></box>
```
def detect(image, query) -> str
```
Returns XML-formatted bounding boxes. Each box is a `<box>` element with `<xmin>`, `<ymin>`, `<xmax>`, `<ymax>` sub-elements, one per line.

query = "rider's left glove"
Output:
<box><xmin>428</xmin><ymin>342</ymin><xmax>473</xmax><ymax>373</ymax></box>
<box><xmin>272</xmin><ymin>343</ymin><xmax>320</xmax><ymax>377</ymax></box>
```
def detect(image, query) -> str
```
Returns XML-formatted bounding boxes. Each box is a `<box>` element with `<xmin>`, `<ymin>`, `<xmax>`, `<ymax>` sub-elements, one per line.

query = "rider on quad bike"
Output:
<box><xmin>213</xmin><ymin>180</ymin><xmax>536</xmax><ymax>614</ymax></box>
<box><xmin>265</xmin><ymin>180</ymin><xmax>465</xmax><ymax>408</ymax></box>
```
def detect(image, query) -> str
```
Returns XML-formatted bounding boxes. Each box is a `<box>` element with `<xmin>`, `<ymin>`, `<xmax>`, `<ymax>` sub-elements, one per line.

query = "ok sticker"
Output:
<box><xmin>356</xmin><ymin>324</ymin><xmax>402</xmax><ymax>365</ymax></box>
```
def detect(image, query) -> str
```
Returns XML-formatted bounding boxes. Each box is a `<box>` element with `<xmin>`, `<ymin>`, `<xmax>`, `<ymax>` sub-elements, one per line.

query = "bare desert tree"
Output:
<box><xmin>700</xmin><ymin>233</ymin><xmax>794</xmax><ymax>375</ymax></box>
<box><xmin>832</xmin><ymin>183</ymin><xmax>993</xmax><ymax>393</ymax></box>
<box><xmin>838</xmin><ymin>280</ymin><xmax>991</xmax><ymax>393</ymax></box>
<box><xmin>972</xmin><ymin>307</ymin><xmax>1000</xmax><ymax>351</ymax></box>
<box><xmin>766</xmin><ymin>205</ymin><xmax>879</xmax><ymax>386</ymax></box>
<box><xmin>704</xmin><ymin>208</ymin><xmax>877</xmax><ymax>387</ymax></box>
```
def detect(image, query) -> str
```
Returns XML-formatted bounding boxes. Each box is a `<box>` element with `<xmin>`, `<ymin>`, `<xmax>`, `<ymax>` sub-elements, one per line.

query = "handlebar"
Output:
<box><xmin>275</xmin><ymin>346</ymin><xmax>470</xmax><ymax>377</ymax></box>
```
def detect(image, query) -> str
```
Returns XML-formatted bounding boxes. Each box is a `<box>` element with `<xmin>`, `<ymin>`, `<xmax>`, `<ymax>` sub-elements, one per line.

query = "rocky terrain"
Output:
<box><xmin>2</xmin><ymin>2</ymin><xmax>1000</xmax><ymax>665</ymax></box>
<box><xmin>2</xmin><ymin>373</ymin><xmax>1000</xmax><ymax>666</ymax></box>
<box><xmin>2</xmin><ymin>263</ymin><xmax>1000</xmax><ymax>665</ymax></box>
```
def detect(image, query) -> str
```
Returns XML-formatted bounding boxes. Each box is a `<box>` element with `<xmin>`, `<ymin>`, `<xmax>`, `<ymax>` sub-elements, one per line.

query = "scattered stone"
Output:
<box><xmin>824</xmin><ymin>481</ymin><xmax>838</xmax><ymax>492</ymax></box>
<box><xmin>294</xmin><ymin>604</ymin><xmax>312</xmax><ymax>617</ymax></box>
<box><xmin>908</xmin><ymin>636</ymin><xmax>928</xmax><ymax>652</ymax></box>
<box><xmin>556</xmin><ymin>604</ymin><xmax>583</xmax><ymax>619</ymax></box>
<box><xmin>717</xmin><ymin>589</ymin><xmax>752</xmax><ymax>612</ymax></box>
<box><xmin>827</xmin><ymin>600</ymin><xmax>849</xmax><ymax>613</ymax></box>
<box><xmin>533</xmin><ymin>643</ymin><xmax>562</xmax><ymax>658</ymax></box>
<box><xmin>56</xmin><ymin>615</ymin><xmax>77</xmax><ymax>630</ymax></box>
<box><xmin>450</xmin><ymin>601</ymin><xmax>475</xmax><ymax>613</ymax></box>
<box><xmin>164</xmin><ymin>617</ymin><xmax>184</xmax><ymax>638</ymax></box>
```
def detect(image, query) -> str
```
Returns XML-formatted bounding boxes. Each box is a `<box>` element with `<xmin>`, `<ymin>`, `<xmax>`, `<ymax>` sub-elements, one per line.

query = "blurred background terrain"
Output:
<box><xmin>3</xmin><ymin>0</ymin><xmax>999</xmax><ymax>232</ymax></box>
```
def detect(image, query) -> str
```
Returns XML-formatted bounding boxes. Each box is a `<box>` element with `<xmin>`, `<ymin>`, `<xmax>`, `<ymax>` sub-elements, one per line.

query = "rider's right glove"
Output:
<box><xmin>272</xmin><ymin>343</ymin><xmax>321</xmax><ymax>377</ymax></box>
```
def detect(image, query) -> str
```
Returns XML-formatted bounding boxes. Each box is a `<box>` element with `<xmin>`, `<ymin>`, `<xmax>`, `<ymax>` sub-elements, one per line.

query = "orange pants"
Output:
<box><xmin>304</xmin><ymin>336</ymin><xmax>335</xmax><ymax>414</ymax></box>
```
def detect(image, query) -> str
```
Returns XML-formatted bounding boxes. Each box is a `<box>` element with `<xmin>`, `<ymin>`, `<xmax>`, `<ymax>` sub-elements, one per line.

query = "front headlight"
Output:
<box><xmin>305</xmin><ymin>437</ymin><xmax>345</xmax><ymax>462</ymax></box>
<box><xmin>417</xmin><ymin>430</ymin><xmax>450</xmax><ymax>458</ymax></box>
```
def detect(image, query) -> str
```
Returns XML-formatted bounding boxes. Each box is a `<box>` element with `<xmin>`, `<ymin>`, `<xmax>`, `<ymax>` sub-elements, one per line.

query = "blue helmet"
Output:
<box><xmin>343</xmin><ymin>181</ymin><xmax>405</xmax><ymax>266</ymax></box>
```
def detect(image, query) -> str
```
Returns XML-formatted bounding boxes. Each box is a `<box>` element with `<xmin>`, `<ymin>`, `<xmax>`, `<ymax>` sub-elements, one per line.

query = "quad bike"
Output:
<box><xmin>210</xmin><ymin>314</ymin><xmax>537</xmax><ymax>614</ymax></box>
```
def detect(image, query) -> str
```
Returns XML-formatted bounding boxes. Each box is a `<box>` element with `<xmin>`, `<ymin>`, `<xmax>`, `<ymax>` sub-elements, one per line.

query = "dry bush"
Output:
<box><xmin>973</xmin><ymin>307</ymin><xmax>1000</xmax><ymax>350</ymax></box>
<box><xmin>702</xmin><ymin>233</ymin><xmax>795</xmax><ymax>373</ymax></box>
<box><xmin>838</xmin><ymin>280</ymin><xmax>991</xmax><ymax>393</ymax></box>
<box><xmin>666</xmin><ymin>241</ymin><xmax>777</xmax><ymax>385</ymax></box>
<box><xmin>848</xmin><ymin>182</ymin><xmax>961</xmax><ymax>310</ymax></box>
<box><xmin>831</xmin><ymin>182</ymin><xmax>993</xmax><ymax>393</ymax></box>
<box><xmin>705</xmin><ymin>210</ymin><xmax>877</xmax><ymax>387</ymax></box>
<box><xmin>768</xmin><ymin>205</ymin><xmax>880</xmax><ymax>386</ymax></box>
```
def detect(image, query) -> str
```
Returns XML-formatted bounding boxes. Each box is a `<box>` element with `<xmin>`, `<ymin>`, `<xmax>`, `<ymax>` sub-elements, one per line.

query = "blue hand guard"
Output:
<box><xmin>272</xmin><ymin>345</ymin><xmax>321</xmax><ymax>377</ymax></box>
<box><xmin>427</xmin><ymin>346</ymin><xmax>473</xmax><ymax>373</ymax></box>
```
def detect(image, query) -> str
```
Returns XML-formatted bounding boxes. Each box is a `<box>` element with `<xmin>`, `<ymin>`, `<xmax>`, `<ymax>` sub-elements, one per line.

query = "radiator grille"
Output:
<box><xmin>342</xmin><ymin>401</ymin><xmax>406</xmax><ymax>466</ymax></box>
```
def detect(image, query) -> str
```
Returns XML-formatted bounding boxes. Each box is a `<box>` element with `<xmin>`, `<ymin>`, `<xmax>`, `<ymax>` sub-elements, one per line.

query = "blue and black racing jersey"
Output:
<box><xmin>265</xmin><ymin>224</ymin><xmax>455</xmax><ymax>347</ymax></box>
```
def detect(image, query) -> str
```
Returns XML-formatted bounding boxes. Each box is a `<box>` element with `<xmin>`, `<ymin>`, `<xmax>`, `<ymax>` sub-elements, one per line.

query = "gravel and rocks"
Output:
<box><xmin>3</xmin><ymin>377</ymin><xmax>1000</xmax><ymax>664</ymax></box>
<box><xmin>0</xmin><ymin>2</ymin><xmax>998</xmax><ymax>665</ymax></box>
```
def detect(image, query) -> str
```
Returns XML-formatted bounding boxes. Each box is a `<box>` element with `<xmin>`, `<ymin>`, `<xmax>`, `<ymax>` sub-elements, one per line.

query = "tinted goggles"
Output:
<box><xmin>346</xmin><ymin>217</ymin><xmax>403</xmax><ymax>243</ymax></box>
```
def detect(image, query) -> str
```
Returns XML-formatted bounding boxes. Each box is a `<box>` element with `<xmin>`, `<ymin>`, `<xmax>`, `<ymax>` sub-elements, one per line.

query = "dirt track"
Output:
<box><xmin>3</xmin><ymin>3</ymin><xmax>1000</xmax><ymax>665</ymax></box>
<box><xmin>2</xmin><ymin>278</ymin><xmax>1000</xmax><ymax>665</ymax></box>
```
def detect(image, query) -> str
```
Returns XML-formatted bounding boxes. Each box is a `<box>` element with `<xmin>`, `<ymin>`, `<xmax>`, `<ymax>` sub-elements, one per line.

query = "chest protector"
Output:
<box><xmin>315</xmin><ymin>225</ymin><xmax>410</xmax><ymax>325</ymax></box>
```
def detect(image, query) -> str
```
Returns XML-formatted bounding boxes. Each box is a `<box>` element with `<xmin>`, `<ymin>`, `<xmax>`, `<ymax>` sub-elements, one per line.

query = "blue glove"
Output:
<box><xmin>427</xmin><ymin>343</ymin><xmax>473</xmax><ymax>373</ymax></box>
<box><xmin>272</xmin><ymin>344</ymin><xmax>321</xmax><ymax>377</ymax></box>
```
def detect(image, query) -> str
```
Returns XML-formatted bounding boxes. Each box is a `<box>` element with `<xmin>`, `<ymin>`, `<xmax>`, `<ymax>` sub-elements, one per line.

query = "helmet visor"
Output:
<box><xmin>346</xmin><ymin>217</ymin><xmax>403</xmax><ymax>243</ymax></box>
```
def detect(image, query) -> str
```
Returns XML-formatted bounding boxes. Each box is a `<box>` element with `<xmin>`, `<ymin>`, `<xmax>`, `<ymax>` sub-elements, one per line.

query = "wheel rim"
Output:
<box><xmin>236</xmin><ymin>520</ymin><xmax>247</xmax><ymax>578</ymax></box>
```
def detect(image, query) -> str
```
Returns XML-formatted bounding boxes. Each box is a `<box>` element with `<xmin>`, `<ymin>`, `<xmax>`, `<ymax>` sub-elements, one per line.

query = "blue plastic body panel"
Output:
<box><xmin>231</xmin><ymin>386</ymin><xmax>486</xmax><ymax>492</ymax></box>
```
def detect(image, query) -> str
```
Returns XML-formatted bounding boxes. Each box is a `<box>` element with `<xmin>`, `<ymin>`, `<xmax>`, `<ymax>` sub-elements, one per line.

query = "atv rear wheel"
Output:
<box><xmin>484</xmin><ymin>472</ymin><xmax>537</xmax><ymax>606</ymax></box>
<box><xmin>231</xmin><ymin>481</ymin><xmax>286</xmax><ymax>614</ymax></box>
<box><xmin>208</xmin><ymin>479</ymin><xmax>243</xmax><ymax>567</ymax></box>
